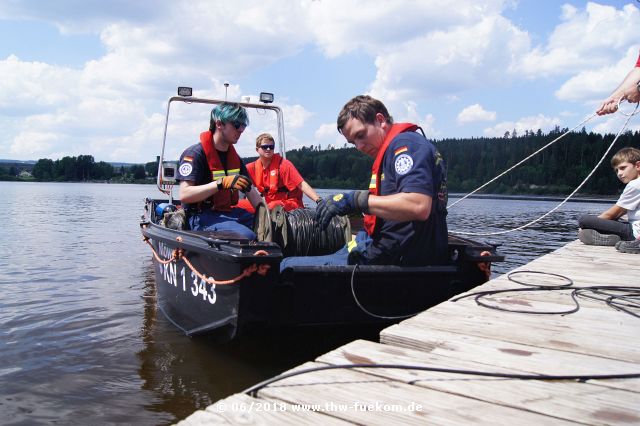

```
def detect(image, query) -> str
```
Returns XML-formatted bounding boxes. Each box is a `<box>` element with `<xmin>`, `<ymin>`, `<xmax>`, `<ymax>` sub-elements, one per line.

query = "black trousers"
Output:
<box><xmin>578</xmin><ymin>214</ymin><xmax>634</xmax><ymax>241</ymax></box>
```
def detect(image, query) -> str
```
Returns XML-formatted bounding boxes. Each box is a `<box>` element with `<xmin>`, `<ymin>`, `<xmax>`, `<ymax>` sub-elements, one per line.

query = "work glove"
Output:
<box><xmin>217</xmin><ymin>175</ymin><xmax>251</xmax><ymax>192</ymax></box>
<box><xmin>316</xmin><ymin>190</ymin><xmax>369</xmax><ymax>229</ymax></box>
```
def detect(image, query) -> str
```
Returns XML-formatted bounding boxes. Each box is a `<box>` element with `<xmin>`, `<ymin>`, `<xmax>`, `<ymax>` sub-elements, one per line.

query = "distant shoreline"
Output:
<box><xmin>448</xmin><ymin>193</ymin><xmax>616</xmax><ymax>204</ymax></box>
<box><xmin>0</xmin><ymin>180</ymin><xmax>617</xmax><ymax>203</ymax></box>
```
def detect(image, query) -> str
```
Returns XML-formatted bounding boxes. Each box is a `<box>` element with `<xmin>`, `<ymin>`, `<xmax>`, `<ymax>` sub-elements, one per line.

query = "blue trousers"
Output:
<box><xmin>189</xmin><ymin>208</ymin><xmax>256</xmax><ymax>240</ymax></box>
<box><xmin>279</xmin><ymin>231</ymin><xmax>372</xmax><ymax>272</ymax></box>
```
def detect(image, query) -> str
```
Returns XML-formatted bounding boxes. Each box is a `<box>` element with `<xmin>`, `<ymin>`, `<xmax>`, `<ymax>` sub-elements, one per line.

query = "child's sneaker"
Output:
<box><xmin>615</xmin><ymin>239</ymin><xmax>640</xmax><ymax>254</ymax></box>
<box><xmin>578</xmin><ymin>229</ymin><xmax>621</xmax><ymax>246</ymax></box>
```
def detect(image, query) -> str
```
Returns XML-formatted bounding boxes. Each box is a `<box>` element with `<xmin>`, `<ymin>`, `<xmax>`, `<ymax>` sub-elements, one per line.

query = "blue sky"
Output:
<box><xmin>0</xmin><ymin>0</ymin><xmax>638</xmax><ymax>163</ymax></box>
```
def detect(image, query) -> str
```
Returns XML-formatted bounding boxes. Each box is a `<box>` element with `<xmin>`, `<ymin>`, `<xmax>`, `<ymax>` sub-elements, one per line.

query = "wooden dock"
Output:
<box><xmin>178</xmin><ymin>240</ymin><xmax>640</xmax><ymax>425</ymax></box>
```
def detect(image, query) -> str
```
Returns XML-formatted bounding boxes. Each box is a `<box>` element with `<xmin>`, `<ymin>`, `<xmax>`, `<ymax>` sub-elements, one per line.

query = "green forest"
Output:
<box><xmin>286</xmin><ymin>127</ymin><xmax>639</xmax><ymax>196</ymax></box>
<box><xmin>2</xmin><ymin>128</ymin><xmax>639</xmax><ymax>196</ymax></box>
<box><xmin>0</xmin><ymin>155</ymin><xmax>158</xmax><ymax>183</ymax></box>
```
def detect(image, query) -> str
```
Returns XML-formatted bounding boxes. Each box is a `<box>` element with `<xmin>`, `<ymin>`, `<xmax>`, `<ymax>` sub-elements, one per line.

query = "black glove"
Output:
<box><xmin>316</xmin><ymin>190</ymin><xmax>369</xmax><ymax>229</ymax></box>
<box><xmin>217</xmin><ymin>175</ymin><xmax>251</xmax><ymax>192</ymax></box>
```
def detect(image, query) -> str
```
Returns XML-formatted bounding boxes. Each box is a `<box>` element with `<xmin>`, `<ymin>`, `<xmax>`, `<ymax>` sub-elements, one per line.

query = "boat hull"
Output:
<box><xmin>141</xmin><ymin>200</ymin><xmax>502</xmax><ymax>341</ymax></box>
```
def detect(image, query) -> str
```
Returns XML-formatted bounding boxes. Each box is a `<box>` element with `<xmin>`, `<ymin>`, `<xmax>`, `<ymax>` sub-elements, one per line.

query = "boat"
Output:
<box><xmin>140</xmin><ymin>88</ymin><xmax>504</xmax><ymax>341</ymax></box>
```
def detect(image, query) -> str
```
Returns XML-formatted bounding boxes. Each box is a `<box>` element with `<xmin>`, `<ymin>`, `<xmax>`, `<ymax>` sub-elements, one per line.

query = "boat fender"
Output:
<box><xmin>155</xmin><ymin>203</ymin><xmax>176</xmax><ymax>218</ymax></box>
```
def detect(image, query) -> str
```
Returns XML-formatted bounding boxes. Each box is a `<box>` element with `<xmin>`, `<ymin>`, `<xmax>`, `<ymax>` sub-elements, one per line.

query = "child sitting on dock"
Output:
<box><xmin>578</xmin><ymin>147</ymin><xmax>640</xmax><ymax>253</ymax></box>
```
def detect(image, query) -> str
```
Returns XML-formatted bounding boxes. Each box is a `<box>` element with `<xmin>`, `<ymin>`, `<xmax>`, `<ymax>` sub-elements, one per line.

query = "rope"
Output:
<box><xmin>349</xmin><ymin>251</ymin><xmax>495</xmax><ymax>320</ymax></box>
<box><xmin>349</xmin><ymin>264</ymin><xmax>417</xmax><ymax>320</ymax></box>
<box><xmin>452</xmin><ymin>270</ymin><xmax>640</xmax><ymax>318</ymax></box>
<box><xmin>450</xmin><ymin>105</ymin><xmax>639</xmax><ymax>236</ymax></box>
<box><xmin>243</xmin><ymin>363</ymin><xmax>640</xmax><ymax>397</ymax></box>
<box><xmin>142</xmin><ymin>236</ymin><xmax>271</xmax><ymax>285</ymax></box>
<box><xmin>143</xmin><ymin>237</ymin><xmax>177</xmax><ymax>264</ymax></box>
<box><xmin>448</xmin><ymin>112</ymin><xmax>596</xmax><ymax>209</ymax></box>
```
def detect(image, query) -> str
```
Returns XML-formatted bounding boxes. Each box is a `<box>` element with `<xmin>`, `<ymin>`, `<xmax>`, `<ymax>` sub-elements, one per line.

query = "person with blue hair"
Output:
<box><xmin>176</xmin><ymin>102</ymin><xmax>258</xmax><ymax>239</ymax></box>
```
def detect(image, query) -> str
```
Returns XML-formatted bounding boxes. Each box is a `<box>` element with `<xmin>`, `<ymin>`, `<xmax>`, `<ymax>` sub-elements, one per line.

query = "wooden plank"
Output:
<box><xmin>379</xmin><ymin>325</ymin><xmax>640</xmax><ymax>393</ymax></box>
<box><xmin>177</xmin><ymin>393</ymin><xmax>351</xmax><ymax>425</ymax></box>
<box><xmin>315</xmin><ymin>339</ymin><xmax>640</xmax><ymax>425</ymax></box>
<box><xmin>318</xmin><ymin>333</ymin><xmax>640</xmax><ymax>397</ymax></box>
<box><xmin>256</xmin><ymin>362</ymin><xmax>577</xmax><ymax>426</ymax></box>
<box><xmin>385</xmin><ymin>296</ymin><xmax>640</xmax><ymax>363</ymax></box>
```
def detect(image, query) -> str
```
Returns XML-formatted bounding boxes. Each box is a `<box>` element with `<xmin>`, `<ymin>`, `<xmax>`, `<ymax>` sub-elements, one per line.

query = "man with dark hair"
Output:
<box><xmin>280</xmin><ymin>95</ymin><xmax>448</xmax><ymax>269</ymax></box>
<box><xmin>177</xmin><ymin>102</ymin><xmax>258</xmax><ymax>239</ymax></box>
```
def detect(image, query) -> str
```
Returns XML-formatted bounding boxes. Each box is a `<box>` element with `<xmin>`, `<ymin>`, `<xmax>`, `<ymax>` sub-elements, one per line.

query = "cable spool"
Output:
<box><xmin>284</xmin><ymin>208</ymin><xmax>351</xmax><ymax>256</ymax></box>
<box><xmin>254</xmin><ymin>205</ymin><xmax>351</xmax><ymax>256</ymax></box>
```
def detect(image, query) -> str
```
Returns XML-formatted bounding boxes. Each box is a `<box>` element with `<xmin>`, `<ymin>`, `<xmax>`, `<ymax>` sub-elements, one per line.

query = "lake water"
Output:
<box><xmin>0</xmin><ymin>181</ymin><xmax>610</xmax><ymax>425</ymax></box>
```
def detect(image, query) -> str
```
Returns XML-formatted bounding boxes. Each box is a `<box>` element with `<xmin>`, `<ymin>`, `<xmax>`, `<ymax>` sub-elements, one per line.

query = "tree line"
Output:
<box><xmin>2</xmin><ymin>128</ymin><xmax>638</xmax><ymax>196</ymax></box>
<box><xmin>0</xmin><ymin>155</ymin><xmax>159</xmax><ymax>183</ymax></box>
<box><xmin>287</xmin><ymin>127</ymin><xmax>639</xmax><ymax>196</ymax></box>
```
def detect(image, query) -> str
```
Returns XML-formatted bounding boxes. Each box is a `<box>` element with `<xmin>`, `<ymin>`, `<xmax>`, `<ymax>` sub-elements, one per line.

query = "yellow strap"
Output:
<box><xmin>369</xmin><ymin>173</ymin><xmax>376</xmax><ymax>189</ymax></box>
<box><xmin>347</xmin><ymin>239</ymin><xmax>358</xmax><ymax>252</ymax></box>
<box><xmin>212</xmin><ymin>169</ymin><xmax>240</xmax><ymax>179</ymax></box>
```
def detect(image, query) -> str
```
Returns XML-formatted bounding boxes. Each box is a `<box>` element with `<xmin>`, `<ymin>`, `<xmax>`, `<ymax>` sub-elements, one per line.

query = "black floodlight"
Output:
<box><xmin>177</xmin><ymin>87</ymin><xmax>193</xmax><ymax>97</ymax></box>
<box><xmin>259</xmin><ymin>92</ymin><xmax>274</xmax><ymax>103</ymax></box>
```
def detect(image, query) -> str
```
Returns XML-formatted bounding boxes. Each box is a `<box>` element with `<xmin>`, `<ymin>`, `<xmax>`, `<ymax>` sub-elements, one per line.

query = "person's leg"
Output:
<box><xmin>279</xmin><ymin>245</ymin><xmax>349</xmax><ymax>271</ymax></box>
<box><xmin>229</xmin><ymin>207</ymin><xmax>256</xmax><ymax>232</ymax></box>
<box><xmin>190</xmin><ymin>210</ymin><xmax>256</xmax><ymax>240</ymax></box>
<box><xmin>578</xmin><ymin>214</ymin><xmax>634</xmax><ymax>242</ymax></box>
<box><xmin>279</xmin><ymin>230</ymin><xmax>373</xmax><ymax>271</ymax></box>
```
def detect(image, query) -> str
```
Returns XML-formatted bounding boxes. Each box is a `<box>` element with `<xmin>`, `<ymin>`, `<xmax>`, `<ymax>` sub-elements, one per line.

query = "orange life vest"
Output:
<box><xmin>363</xmin><ymin>123</ymin><xmax>418</xmax><ymax>236</ymax></box>
<box><xmin>249</xmin><ymin>154</ymin><xmax>303</xmax><ymax>209</ymax></box>
<box><xmin>200</xmin><ymin>131</ymin><xmax>241</xmax><ymax>211</ymax></box>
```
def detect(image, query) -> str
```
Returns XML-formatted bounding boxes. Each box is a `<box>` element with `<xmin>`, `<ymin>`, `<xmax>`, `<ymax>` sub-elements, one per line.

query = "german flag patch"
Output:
<box><xmin>183</xmin><ymin>156</ymin><xmax>193</xmax><ymax>162</ymax></box>
<box><xmin>394</xmin><ymin>146</ymin><xmax>408</xmax><ymax>156</ymax></box>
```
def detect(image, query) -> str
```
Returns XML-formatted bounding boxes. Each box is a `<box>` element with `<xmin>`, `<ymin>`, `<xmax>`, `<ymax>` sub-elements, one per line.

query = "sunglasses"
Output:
<box><xmin>260</xmin><ymin>144</ymin><xmax>275</xmax><ymax>150</ymax></box>
<box><xmin>229</xmin><ymin>120</ymin><xmax>247</xmax><ymax>130</ymax></box>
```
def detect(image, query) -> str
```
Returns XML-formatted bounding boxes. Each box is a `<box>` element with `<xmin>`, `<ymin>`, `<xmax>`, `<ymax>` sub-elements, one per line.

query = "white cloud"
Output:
<box><xmin>315</xmin><ymin>123</ymin><xmax>337</xmax><ymax>140</ymax></box>
<box><xmin>369</xmin><ymin>14</ymin><xmax>530</xmax><ymax>102</ymax></box>
<box><xmin>306</xmin><ymin>0</ymin><xmax>509</xmax><ymax>57</ymax></box>
<box><xmin>421</xmin><ymin>114</ymin><xmax>439</xmax><ymax>139</ymax></box>
<box><xmin>0</xmin><ymin>55</ymin><xmax>77</xmax><ymax>110</ymax></box>
<box><xmin>555</xmin><ymin>46</ymin><xmax>640</xmax><ymax>104</ymax></box>
<box><xmin>312</xmin><ymin>122</ymin><xmax>344</xmax><ymax>151</ymax></box>
<box><xmin>457</xmin><ymin>104</ymin><xmax>496</xmax><ymax>123</ymax></box>
<box><xmin>592</xmin><ymin>114</ymin><xmax>640</xmax><ymax>135</ymax></box>
<box><xmin>483</xmin><ymin>114</ymin><xmax>561</xmax><ymax>137</ymax></box>
<box><xmin>282</xmin><ymin>104</ymin><xmax>313</xmax><ymax>130</ymax></box>
<box><xmin>517</xmin><ymin>2</ymin><xmax>640</xmax><ymax>77</ymax></box>
<box><xmin>10</xmin><ymin>131</ymin><xmax>57</xmax><ymax>156</ymax></box>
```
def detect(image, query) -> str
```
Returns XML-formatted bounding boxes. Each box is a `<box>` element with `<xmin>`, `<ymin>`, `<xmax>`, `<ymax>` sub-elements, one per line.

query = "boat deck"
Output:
<box><xmin>178</xmin><ymin>240</ymin><xmax>640</xmax><ymax>425</ymax></box>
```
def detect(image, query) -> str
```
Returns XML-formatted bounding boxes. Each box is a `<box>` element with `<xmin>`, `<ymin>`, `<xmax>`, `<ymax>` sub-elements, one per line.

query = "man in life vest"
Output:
<box><xmin>237</xmin><ymin>133</ymin><xmax>321</xmax><ymax>213</ymax></box>
<box><xmin>177</xmin><ymin>102</ymin><xmax>261</xmax><ymax>240</ymax></box>
<box><xmin>280</xmin><ymin>95</ymin><xmax>448</xmax><ymax>270</ymax></box>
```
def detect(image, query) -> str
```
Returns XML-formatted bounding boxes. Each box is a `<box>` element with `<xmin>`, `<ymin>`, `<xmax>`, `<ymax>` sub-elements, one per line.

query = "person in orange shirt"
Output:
<box><xmin>239</xmin><ymin>133</ymin><xmax>321</xmax><ymax>213</ymax></box>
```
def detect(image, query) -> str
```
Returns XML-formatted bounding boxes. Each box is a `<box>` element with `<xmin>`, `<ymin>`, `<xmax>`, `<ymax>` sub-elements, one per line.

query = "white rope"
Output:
<box><xmin>448</xmin><ymin>113</ymin><xmax>597</xmax><ymax>209</ymax></box>
<box><xmin>450</xmin><ymin>104</ymin><xmax>639</xmax><ymax>236</ymax></box>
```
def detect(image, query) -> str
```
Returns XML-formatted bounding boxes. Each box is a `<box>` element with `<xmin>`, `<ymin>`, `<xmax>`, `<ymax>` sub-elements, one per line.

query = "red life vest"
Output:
<box><xmin>200</xmin><ymin>131</ymin><xmax>241</xmax><ymax>212</ymax></box>
<box><xmin>252</xmin><ymin>154</ymin><xmax>284</xmax><ymax>197</ymax></box>
<box><xmin>363</xmin><ymin>123</ymin><xmax>418</xmax><ymax>236</ymax></box>
<box><xmin>249</xmin><ymin>154</ymin><xmax>303</xmax><ymax>210</ymax></box>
